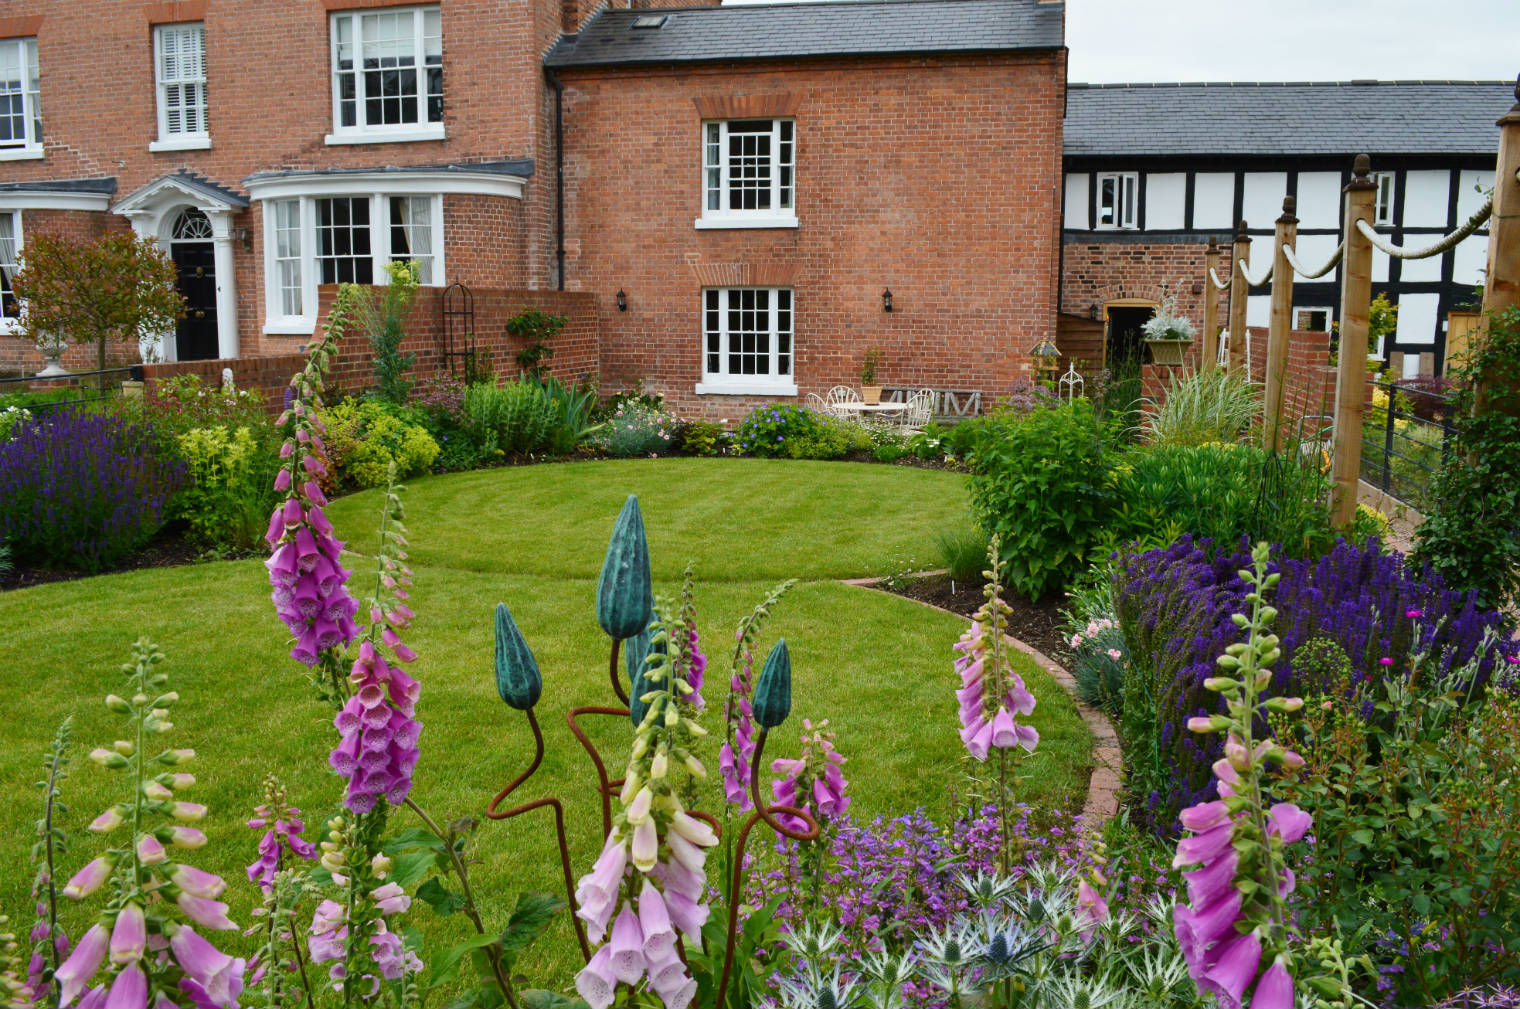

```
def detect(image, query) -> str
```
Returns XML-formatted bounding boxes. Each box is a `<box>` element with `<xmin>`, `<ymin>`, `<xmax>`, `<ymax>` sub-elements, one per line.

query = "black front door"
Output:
<box><xmin>171</xmin><ymin>242</ymin><xmax>218</xmax><ymax>361</ymax></box>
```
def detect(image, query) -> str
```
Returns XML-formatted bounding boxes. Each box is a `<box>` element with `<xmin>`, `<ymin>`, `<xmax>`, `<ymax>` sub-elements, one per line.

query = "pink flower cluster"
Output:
<box><xmin>720</xmin><ymin>626</ymin><xmax>758</xmax><ymax>808</ymax></box>
<box><xmin>685</xmin><ymin>628</ymin><xmax>706</xmax><ymax>712</ymax></box>
<box><xmin>954</xmin><ymin>617</ymin><xmax>1038</xmax><ymax>761</ymax></box>
<box><xmin>265</xmin><ymin>422</ymin><xmax>360</xmax><ymax>667</ymax></box>
<box><xmin>330</xmin><ymin>637</ymin><xmax>422</xmax><ymax>815</ymax></box>
<box><xmin>1172</xmin><ymin>739</ymin><xmax>1312</xmax><ymax>1009</ymax></box>
<box><xmin>574</xmin><ymin>807</ymin><xmax>717</xmax><ymax>1009</ymax></box>
<box><xmin>307</xmin><ymin>883</ymin><xmax>421</xmax><ymax>994</ymax></box>
<box><xmin>771</xmin><ymin>718</ymin><xmax>849</xmax><ymax>832</ymax></box>
<box><xmin>245</xmin><ymin>793</ymin><xmax>317</xmax><ymax>892</ymax></box>
<box><xmin>55</xmin><ymin>903</ymin><xmax>244</xmax><ymax>1009</ymax></box>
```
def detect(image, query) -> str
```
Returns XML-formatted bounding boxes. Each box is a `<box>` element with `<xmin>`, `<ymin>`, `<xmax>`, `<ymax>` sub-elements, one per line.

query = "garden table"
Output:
<box><xmin>832</xmin><ymin>401</ymin><xmax>908</xmax><ymax>417</ymax></box>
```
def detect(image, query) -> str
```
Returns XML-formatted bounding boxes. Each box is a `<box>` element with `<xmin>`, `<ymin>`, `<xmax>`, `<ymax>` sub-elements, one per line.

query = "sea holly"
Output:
<box><xmin>54</xmin><ymin>638</ymin><xmax>246</xmax><ymax>1009</ymax></box>
<box><xmin>1172</xmin><ymin>542</ymin><xmax>1312</xmax><ymax>1009</ymax></box>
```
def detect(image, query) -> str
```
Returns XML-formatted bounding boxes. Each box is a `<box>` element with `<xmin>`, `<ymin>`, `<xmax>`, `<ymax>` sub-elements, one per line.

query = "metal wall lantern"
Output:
<box><xmin>882</xmin><ymin>288</ymin><xmax>893</xmax><ymax>312</ymax></box>
<box><xmin>616</xmin><ymin>289</ymin><xmax>627</xmax><ymax>311</ymax></box>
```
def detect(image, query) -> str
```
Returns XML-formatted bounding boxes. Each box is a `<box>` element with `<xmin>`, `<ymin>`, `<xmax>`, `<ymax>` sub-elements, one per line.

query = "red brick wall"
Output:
<box><xmin>0</xmin><ymin>0</ymin><xmax>556</xmax><ymax>350</ymax></box>
<box><xmin>1060</xmin><ymin>238</ymin><xmax>1225</xmax><ymax>343</ymax></box>
<box><xmin>557</xmin><ymin>50</ymin><xmax>1066</xmax><ymax>419</ymax></box>
<box><xmin>137</xmin><ymin>284</ymin><xmax>599</xmax><ymax>413</ymax></box>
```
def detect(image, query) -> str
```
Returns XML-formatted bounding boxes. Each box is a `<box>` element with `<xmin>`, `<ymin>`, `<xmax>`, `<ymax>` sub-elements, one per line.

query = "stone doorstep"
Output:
<box><xmin>843</xmin><ymin>572</ymin><xmax>1124</xmax><ymax>827</ymax></box>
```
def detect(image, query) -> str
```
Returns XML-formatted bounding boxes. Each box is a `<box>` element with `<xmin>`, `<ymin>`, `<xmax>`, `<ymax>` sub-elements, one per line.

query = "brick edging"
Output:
<box><xmin>840</xmin><ymin>575</ymin><xmax>1123</xmax><ymax>825</ymax></box>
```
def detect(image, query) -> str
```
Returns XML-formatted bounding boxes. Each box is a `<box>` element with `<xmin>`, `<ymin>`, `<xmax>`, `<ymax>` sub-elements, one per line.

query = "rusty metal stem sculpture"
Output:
<box><xmin>566</xmin><ymin>705</ymin><xmax>630</xmax><ymax>838</ymax></box>
<box><xmin>608</xmin><ymin>638</ymin><xmax>629</xmax><ymax>705</ymax></box>
<box><xmin>715</xmin><ymin>729</ymin><xmax>820</xmax><ymax>1009</ymax></box>
<box><xmin>484</xmin><ymin>707</ymin><xmax>592</xmax><ymax>961</ymax></box>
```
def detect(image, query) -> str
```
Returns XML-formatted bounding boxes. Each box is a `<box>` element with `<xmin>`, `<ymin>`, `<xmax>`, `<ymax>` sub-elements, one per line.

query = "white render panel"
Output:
<box><xmin>1402</xmin><ymin>353</ymin><xmax>1425</xmax><ymax>379</ymax></box>
<box><xmin>1242</xmin><ymin>172</ymin><xmax>1289</xmax><ymax>232</ymax></box>
<box><xmin>1394</xmin><ymin>293</ymin><xmax>1440</xmax><ymax>346</ymax></box>
<box><xmin>1193</xmin><ymin>173</ymin><xmax>1234</xmax><ymax>230</ymax></box>
<box><xmin>1457</xmin><ymin>169</ymin><xmax>1495</xmax><ymax>221</ymax></box>
<box><xmin>1453</xmin><ymin>234</ymin><xmax>1488</xmax><ymax>286</ymax></box>
<box><xmin>1399</xmin><ymin>250</ymin><xmax>1443</xmax><ymax>283</ymax></box>
<box><xmin>1144</xmin><ymin>173</ymin><xmax>1185</xmax><ymax>230</ymax></box>
<box><xmin>1295</xmin><ymin>172</ymin><xmax>1342</xmax><ymax>230</ymax></box>
<box><xmin>1064</xmin><ymin>173</ymin><xmax>1089</xmax><ymax>230</ymax></box>
<box><xmin>1402</xmin><ymin>171</ymin><xmax>1450</xmax><ymax>228</ymax></box>
<box><xmin>1372</xmin><ymin>248</ymin><xmax>1389</xmax><ymax>283</ymax></box>
<box><xmin>1292</xmin><ymin>233</ymin><xmax>1340</xmax><ymax>277</ymax></box>
<box><xmin>1247</xmin><ymin>294</ymin><xmax>1271</xmax><ymax>329</ymax></box>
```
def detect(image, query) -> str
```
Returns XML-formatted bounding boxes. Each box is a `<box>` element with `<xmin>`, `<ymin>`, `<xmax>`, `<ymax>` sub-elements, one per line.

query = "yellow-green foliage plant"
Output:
<box><xmin>321</xmin><ymin>399</ymin><xmax>440</xmax><ymax>489</ymax></box>
<box><xmin>1142</xmin><ymin>368</ymin><xmax>1260</xmax><ymax>447</ymax></box>
<box><xmin>172</xmin><ymin>424</ymin><xmax>280</xmax><ymax>549</ymax></box>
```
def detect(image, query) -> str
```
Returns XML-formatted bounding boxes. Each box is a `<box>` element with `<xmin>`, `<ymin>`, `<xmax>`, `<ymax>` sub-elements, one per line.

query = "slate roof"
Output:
<box><xmin>1065</xmin><ymin>81</ymin><xmax>1519</xmax><ymax>158</ymax></box>
<box><xmin>0</xmin><ymin>177</ymin><xmax>117</xmax><ymax>195</ymax></box>
<box><xmin>243</xmin><ymin>159</ymin><xmax>534</xmax><ymax>186</ymax></box>
<box><xmin>546</xmin><ymin>0</ymin><xmax>1064</xmax><ymax>68</ymax></box>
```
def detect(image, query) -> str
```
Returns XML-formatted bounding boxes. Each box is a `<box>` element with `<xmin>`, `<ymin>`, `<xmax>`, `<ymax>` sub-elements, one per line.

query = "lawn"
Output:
<box><xmin>0</xmin><ymin>458</ymin><xmax>1092</xmax><ymax>989</ymax></box>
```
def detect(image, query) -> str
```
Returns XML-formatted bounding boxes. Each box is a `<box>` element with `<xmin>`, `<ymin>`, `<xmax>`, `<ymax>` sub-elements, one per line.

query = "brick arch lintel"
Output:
<box><xmin>1093</xmin><ymin>283</ymin><xmax>1165</xmax><ymax>309</ymax></box>
<box><xmin>689</xmin><ymin>262</ymin><xmax>797</xmax><ymax>287</ymax></box>
<box><xmin>693</xmin><ymin>93</ymin><xmax>801</xmax><ymax>119</ymax></box>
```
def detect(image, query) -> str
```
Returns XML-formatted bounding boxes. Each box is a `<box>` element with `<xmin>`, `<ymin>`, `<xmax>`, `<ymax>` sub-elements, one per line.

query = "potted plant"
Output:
<box><xmin>1141</xmin><ymin>296</ymin><xmax>1196</xmax><ymax>367</ymax></box>
<box><xmin>860</xmin><ymin>347</ymin><xmax>883</xmax><ymax>404</ymax></box>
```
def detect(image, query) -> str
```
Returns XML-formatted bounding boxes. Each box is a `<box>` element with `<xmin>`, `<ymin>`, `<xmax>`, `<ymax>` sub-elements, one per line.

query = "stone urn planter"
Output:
<box><xmin>36</xmin><ymin>338</ymin><xmax>69</xmax><ymax>378</ymax></box>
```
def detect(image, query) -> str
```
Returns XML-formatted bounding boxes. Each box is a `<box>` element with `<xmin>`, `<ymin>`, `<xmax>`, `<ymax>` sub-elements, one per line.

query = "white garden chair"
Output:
<box><xmin>899</xmin><ymin>388</ymin><xmax>935</xmax><ymax>432</ymax></box>
<box><xmin>804</xmin><ymin>392</ymin><xmax>830</xmax><ymax>414</ymax></box>
<box><xmin>824</xmin><ymin>385</ymin><xmax>862</xmax><ymax>417</ymax></box>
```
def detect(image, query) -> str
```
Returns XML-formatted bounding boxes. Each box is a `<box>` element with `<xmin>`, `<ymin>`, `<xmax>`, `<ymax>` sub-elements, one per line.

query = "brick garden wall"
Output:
<box><xmin>138</xmin><ymin>284</ymin><xmax>599</xmax><ymax>414</ymax></box>
<box><xmin>556</xmin><ymin>50</ymin><xmax>1067</xmax><ymax>420</ymax></box>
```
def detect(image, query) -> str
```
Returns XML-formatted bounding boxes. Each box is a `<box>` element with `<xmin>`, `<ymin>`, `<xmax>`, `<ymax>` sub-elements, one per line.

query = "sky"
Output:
<box><xmin>1066</xmin><ymin>0</ymin><xmax>1520</xmax><ymax>84</ymax></box>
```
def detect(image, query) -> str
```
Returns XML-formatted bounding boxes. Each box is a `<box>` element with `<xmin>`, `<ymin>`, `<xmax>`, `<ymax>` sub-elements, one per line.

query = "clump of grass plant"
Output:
<box><xmin>1142</xmin><ymin>368</ymin><xmax>1260</xmax><ymax>447</ymax></box>
<box><xmin>935</xmin><ymin>525</ymin><xmax>988</xmax><ymax>587</ymax></box>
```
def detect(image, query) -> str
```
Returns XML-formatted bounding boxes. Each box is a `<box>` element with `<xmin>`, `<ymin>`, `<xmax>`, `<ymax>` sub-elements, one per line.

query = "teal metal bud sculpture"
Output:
<box><xmin>494</xmin><ymin>602</ymin><xmax>542</xmax><ymax>711</ymax></box>
<box><xmin>753</xmin><ymin>638</ymin><xmax>792</xmax><ymax>729</ymax></box>
<box><xmin>596</xmin><ymin>495</ymin><xmax>653</xmax><ymax>641</ymax></box>
<box><xmin>626</xmin><ymin>607</ymin><xmax>665</xmax><ymax>727</ymax></box>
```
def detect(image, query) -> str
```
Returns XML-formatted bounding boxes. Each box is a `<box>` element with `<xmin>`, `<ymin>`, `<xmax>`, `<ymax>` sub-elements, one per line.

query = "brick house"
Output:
<box><xmin>1058</xmin><ymin>80</ymin><xmax>1512</xmax><ymax>379</ymax></box>
<box><xmin>0</xmin><ymin>0</ymin><xmax>1067</xmax><ymax>418</ymax></box>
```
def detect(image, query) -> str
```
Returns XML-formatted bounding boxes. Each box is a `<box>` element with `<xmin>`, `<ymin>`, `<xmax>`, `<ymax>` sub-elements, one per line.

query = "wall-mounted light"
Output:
<box><xmin>882</xmin><ymin>288</ymin><xmax>893</xmax><ymax>312</ymax></box>
<box><xmin>616</xmin><ymin>288</ymin><xmax>627</xmax><ymax>312</ymax></box>
<box><xmin>234</xmin><ymin>227</ymin><xmax>251</xmax><ymax>251</ymax></box>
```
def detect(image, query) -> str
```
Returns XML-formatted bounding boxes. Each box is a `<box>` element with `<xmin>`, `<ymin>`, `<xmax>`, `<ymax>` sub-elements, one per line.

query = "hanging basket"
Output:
<box><xmin>1145</xmin><ymin>338</ymin><xmax>1192</xmax><ymax>367</ymax></box>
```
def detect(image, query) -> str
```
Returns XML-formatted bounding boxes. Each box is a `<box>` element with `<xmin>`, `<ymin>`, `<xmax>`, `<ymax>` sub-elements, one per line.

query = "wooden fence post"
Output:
<box><xmin>1330</xmin><ymin>155</ymin><xmax>1378</xmax><ymax>527</ymax></box>
<box><xmin>1203</xmin><ymin>237</ymin><xmax>1221</xmax><ymax>371</ymax></box>
<box><xmin>1228</xmin><ymin>221</ymin><xmax>1251</xmax><ymax>374</ymax></box>
<box><xmin>1264</xmin><ymin>196</ymin><xmax>1298</xmax><ymax>449</ymax></box>
<box><xmin>1475</xmin><ymin>77</ymin><xmax>1520</xmax><ymax>417</ymax></box>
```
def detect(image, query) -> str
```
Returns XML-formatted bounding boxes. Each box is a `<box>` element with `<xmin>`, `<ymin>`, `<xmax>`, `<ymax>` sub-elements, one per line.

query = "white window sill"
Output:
<box><xmin>0</xmin><ymin>147</ymin><xmax>43</xmax><ymax>161</ymax></box>
<box><xmin>694</xmin><ymin>380</ymin><xmax>798</xmax><ymax>397</ymax></box>
<box><xmin>0</xmin><ymin>318</ymin><xmax>18</xmax><ymax>335</ymax></box>
<box><xmin>150</xmin><ymin>136</ymin><xmax>212</xmax><ymax>152</ymax></box>
<box><xmin>264</xmin><ymin>319</ymin><xmax>316</xmax><ymax>336</ymax></box>
<box><xmin>325</xmin><ymin>126</ymin><xmax>446</xmax><ymax>146</ymax></box>
<box><xmin>694</xmin><ymin>215</ymin><xmax>798</xmax><ymax>231</ymax></box>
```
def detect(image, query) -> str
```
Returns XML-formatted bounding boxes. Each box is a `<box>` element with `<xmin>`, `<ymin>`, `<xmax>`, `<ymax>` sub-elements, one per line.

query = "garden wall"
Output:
<box><xmin>138</xmin><ymin>284</ymin><xmax>599</xmax><ymax>414</ymax></box>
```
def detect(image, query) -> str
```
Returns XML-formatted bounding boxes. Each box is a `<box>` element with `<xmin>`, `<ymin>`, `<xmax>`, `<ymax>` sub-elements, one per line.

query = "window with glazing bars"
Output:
<box><xmin>704</xmin><ymin>288</ymin><xmax>793</xmax><ymax>380</ymax></box>
<box><xmin>0</xmin><ymin>37</ymin><xmax>40</xmax><ymax>150</ymax></box>
<box><xmin>155</xmin><ymin>23</ymin><xmax>208</xmax><ymax>138</ymax></box>
<box><xmin>316</xmin><ymin>197</ymin><xmax>373</xmax><ymax>284</ymax></box>
<box><xmin>703</xmin><ymin>120</ymin><xmax>794</xmax><ymax>216</ymax></box>
<box><xmin>332</xmin><ymin>6</ymin><xmax>442</xmax><ymax>131</ymax></box>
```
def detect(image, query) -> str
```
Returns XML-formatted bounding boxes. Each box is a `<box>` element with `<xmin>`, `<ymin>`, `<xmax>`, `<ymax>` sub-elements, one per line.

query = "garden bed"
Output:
<box><xmin>871</xmin><ymin>572</ymin><xmax>1073</xmax><ymax>664</ymax></box>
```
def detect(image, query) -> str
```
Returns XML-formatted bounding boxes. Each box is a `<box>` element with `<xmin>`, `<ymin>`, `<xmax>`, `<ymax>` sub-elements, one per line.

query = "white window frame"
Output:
<box><xmin>1373</xmin><ymin>172</ymin><xmax>1395</xmax><ymax>226</ymax></box>
<box><xmin>327</xmin><ymin>5</ymin><xmax>444</xmax><ymax>145</ymax></box>
<box><xmin>261</xmin><ymin>192</ymin><xmax>444</xmax><ymax>334</ymax></box>
<box><xmin>1293</xmin><ymin>305</ymin><xmax>1334</xmax><ymax>333</ymax></box>
<box><xmin>150</xmin><ymin>23</ymin><xmax>211</xmax><ymax>152</ymax></box>
<box><xmin>0</xmin><ymin>37</ymin><xmax>42</xmax><ymax>161</ymax></box>
<box><xmin>1096</xmin><ymin>172</ymin><xmax>1138</xmax><ymax>230</ymax></box>
<box><xmin>0</xmin><ymin>209</ymin><xmax>22</xmax><ymax>332</ymax></box>
<box><xmin>695</xmin><ymin>287</ymin><xmax>797</xmax><ymax>396</ymax></box>
<box><xmin>695</xmin><ymin>119</ymin><xmax>797</xmax><ymax>230</ymax></box>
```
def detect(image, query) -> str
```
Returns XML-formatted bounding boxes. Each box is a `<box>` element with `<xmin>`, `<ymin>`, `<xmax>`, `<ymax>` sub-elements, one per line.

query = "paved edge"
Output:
<box><xmin>841</xmin><ymin>574</ymin><xmax>1123</xmax><ymax>826</ymax></box>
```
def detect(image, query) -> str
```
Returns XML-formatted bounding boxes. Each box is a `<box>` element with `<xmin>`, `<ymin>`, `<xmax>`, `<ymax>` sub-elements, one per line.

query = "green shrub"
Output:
<box><xmin>463</xmin><ymin>380</ymin><xmax>559</xmax><ymax>455</ymax></box>
<box><xmin>1142</xmin><ymin>368</ymin><xmax>1259</xmax><ymax>447</ymax></box>
<box><xmin>359</xmin><ymin>260</ymin><xmax>419</xmax><ymax>404</ymax></box>
<box><xmin>538</xmin><ymin>375</ymin><xmax>600</xmax><ymax>455</ymax></box>
<box><xmin>734</xmin><ymin>405</ymin><xmax>872</xmax><ymax>460</ymax></box>
<box><xmin>1415</xmin><ymin>306</ymin><xmax>1520</xmax><ymax>608</ymax></box>
<box><xmin>966</xmin><ymin>398</ymin><xmax>1113</xmax><ymax>600</ymax></box>
<box><xmin>676</xmin><ymin>420</ymin><xmax>728</xmax><ymax>456</ymax></box>
<box><xmin>322</xmin><ymin>399</ymin><xmax>440</xmax><ymax>488</ymax></box>
<box><xmin>600</xmin><ymin>400</ymin><xmax>675</xmax><ymax>457</ymax></box>
<box><xmin>170</xmin><ymin>424</ymin><xmax>280</xmax><ymax>549</ymax></box>
<box><xmin>505</xmin><ymin>307</ymin><xmax>566</xmax><ymax>381</ymax></box>
<box><xmin>0</xmin><ymin>405</ymin><xmax>33</xmax><ymax>440</ymax></box>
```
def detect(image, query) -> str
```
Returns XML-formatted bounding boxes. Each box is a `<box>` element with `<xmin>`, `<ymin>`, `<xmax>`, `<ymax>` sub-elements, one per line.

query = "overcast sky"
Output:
<box><xmin>1067</xmin><ymin>0</ymin><xmax>1520</xmax><ymax>84</ymax></box>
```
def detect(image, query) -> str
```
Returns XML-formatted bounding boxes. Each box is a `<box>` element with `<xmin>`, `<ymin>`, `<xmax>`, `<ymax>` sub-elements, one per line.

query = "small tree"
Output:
<box><xmin>359</xmin><ymin>259</ymin><xmax>421</xmax><ymax>404</ymax></box>
<box><xmin>10</xmin><ymin>231</ymin><xmax>184</xmax><ymax>371</ymax></box>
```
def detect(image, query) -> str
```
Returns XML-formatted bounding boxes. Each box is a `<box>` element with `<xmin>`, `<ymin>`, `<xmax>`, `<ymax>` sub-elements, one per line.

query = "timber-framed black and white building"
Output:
<box><xmin>1058</xmin><ymin>80</ymin><xmax>1512</xmax><ymax>377</ymax></box>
